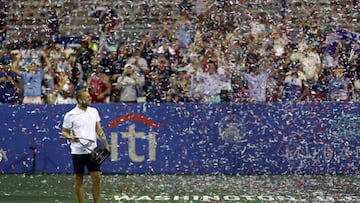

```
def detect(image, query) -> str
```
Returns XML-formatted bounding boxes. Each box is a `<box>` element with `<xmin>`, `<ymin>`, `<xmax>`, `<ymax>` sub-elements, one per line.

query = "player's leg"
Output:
<box><xmin>74</xmin><ymin>173</ymin><xmax>85</xmax><ymax>203</ymax></box>
<box><xmin>90</xmin><ymin>171</ymin><xmax>102</xmax><ymax>203</ymax></box>
<box><xmin>87</xmin><ymin>156</ymin><xmax>102</xmax><ymax>203</ymax></box>
<box><xmin>72</xmin><ymin>154</ymin><xmax>86</xmax><ymax>203</ymax></box>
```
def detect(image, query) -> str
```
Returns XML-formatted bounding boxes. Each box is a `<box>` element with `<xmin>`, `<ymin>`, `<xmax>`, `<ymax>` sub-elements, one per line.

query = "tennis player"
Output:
<box><xmin>62</xmin><ymin>87</ymin><xmax>110</xmax><ymax>203</ymax></box>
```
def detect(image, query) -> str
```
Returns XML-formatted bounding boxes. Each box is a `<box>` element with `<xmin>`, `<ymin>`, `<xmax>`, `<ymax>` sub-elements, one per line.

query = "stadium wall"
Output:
<box><xmin>0</xmin><ymin>102</ymin><xmax>359</xmax><ymax>175</ymax></box>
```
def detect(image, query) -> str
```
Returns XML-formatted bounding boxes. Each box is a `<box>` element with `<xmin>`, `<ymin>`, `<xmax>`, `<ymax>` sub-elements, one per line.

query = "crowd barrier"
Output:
<box><xmin>0</xmin><ymin>102</ymin><xmax>359</xmax><ymax>174</ymax></box>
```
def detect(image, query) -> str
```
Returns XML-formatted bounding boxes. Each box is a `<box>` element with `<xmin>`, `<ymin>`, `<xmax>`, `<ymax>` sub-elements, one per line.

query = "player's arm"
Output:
<box><xmin>61</xmin><ymin>127</ymin><xmax>80</xmax><ymax>142</ymax></box>
<box><xmin>95</xmin><ymin>121</ymin><xmax>110</xmax><ymax>151</ymax></box>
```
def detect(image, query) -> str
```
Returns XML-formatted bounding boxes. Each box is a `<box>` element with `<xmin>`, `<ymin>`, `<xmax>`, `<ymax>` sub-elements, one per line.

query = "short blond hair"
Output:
<box><xmin>75</xmin><ymin>88</ymin><xmax>87</xmax><ymax>103</ymax></box>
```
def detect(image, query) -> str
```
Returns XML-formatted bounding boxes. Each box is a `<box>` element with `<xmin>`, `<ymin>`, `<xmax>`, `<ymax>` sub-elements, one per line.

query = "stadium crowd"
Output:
<box><xmin>0</xmin><ymin>0</ymin><xmax>359</xmax><ymax>105</ymax></box>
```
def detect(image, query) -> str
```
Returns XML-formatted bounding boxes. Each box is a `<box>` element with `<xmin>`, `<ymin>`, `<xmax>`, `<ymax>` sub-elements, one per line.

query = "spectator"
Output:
<box><xmin>147</xmin><ymin>55</ymin><xmax>174</xmax><ymax>100</ymax></box>
<box><xmin>125</xmin><ymin>48</ymin><xmax>149</xmax><ymax>95</ymax></box>
<box><xmin>193</xmin><ymin>0</ymin><xmax>208</xmax><ymax>19</ymax></box>
<box><xmin>189</xmin><ymin>30</ymin><xmax>205</xmax><ymax>52</ymax></box>
<box><xmin>170</xmin><ymin>66</ymin><xmax>191</xmax><ymax>102</ymax></box>
<box><xmin>156</xmin><ymin>21</ymin><xmax>173</xmax><ymax>43</ymax></box>
<box><xmin>354</xmin><ymin>0</ymin><xmax>360</xmax><ymax>9</ymax></box>
<box><xmin>156</xmin><ymin>39</ymin><xmax>176</xmax><ymax>61</ymax></box>
<box><xmin>242</xmin><ymin>54</ymin><xmax>275</xmax><ymax>102</ymax></box>
<box><xmin>77</xmin><ymin>37</ymin><xmax>97</xmax><ymax>82</ymax></box>
<box><xmin>290</xmin><ymin>42</ymin><xmax>323</xmax><ymax>100</ymax></box>
<box><xmin>12</xmin><ymin>50</ymin><xmax>51</xmax><ymax>104</ymax></box>
<box><xmin>322</xmin><ymin>46</ymin><xmax>339</xmax><ymax>70</ymax></box>
<box><xmin>44</xmin><ymin>46</ymin><xmax>67</xmax><ymax>104</ymax></box>
<box><xmin>352</xmin><ymin>79</ymin><xmax>360</xmax><ymax>101</ymax></box>
<box><xmin>282</xmin><ymin>63</ymin><xmax>309</xmax><ymax>102</ymax></box>
<box><xmin>90</xmin><ymin>6</ymin><xmax>118</xmax><ymax>34</ymax></box>
<box><xmin>249</xmin><ymin>13</ymin><xmax>267</xmax><ymax>41</ymax></box>
<box><xmin>0</xmin><ymin>54</ymin><xmax>18</xmax><ymax>104</ymax></box>
<box><xmin>183</xmin><ymin>52</ymin><xmax>202</xmax><ymax>77</ymax></box>
<box><xmin>84</xmin><ymin>33</ymin><xmax>98</xmax><ymax>53</ymax></box>
<box><xmin>0</xmin><ymin>10</ymin><xmax>7</xmax><ymax>48</ymax></box>
<box><xmin>100</xmin><ymin>45</ymin><xmax>123</xmax><ymax>103</ymax></box>
<box><xmin>174</xmin><ymin>11</ymin><xmax>193</xmax><ymax>50</ymax></box>
<box><xmin>140</xmin><ymin>33</ymin><xmax>156</xmax><ymax>65</ymax></box>
<box><xmin>116</xmin><ymin>64</ymin><xmax>142</xmax><ymax>103</ymax></box>
<box><xmin>54</xmin><ymin>69</ymin><xmax>76</xmax><ymax>104</ymax></box>
<box><xmin>231</xmin><ymin>72</ymin><xmax>248</xmax><ymax>103</ymax></box>
<box><xmin>87</xmin><ymin>65</ymin><xmax>111</xmax><ymax>103</ymax></box>
<box><xmin>144</xmin><ymin>72</ymin><xmax>166</xmax><ymax>103</ymax></box>
<box><xmin>67</xmin><ymin>48</ymin><xmax>85</xmax><ymax>90</ymax></box>
<box><xmin>46</xmin><ymin>7</ymin><xmax>60</xmax><ymax>38</ymax></box>
<box><xmin>290</xmin><ymin>42</ymin><xmax>322</xmax><ymax>81</ymax></box>
<box><xmin>302</xmin><ymin>16</ymin><xmax>321</xmax><ymax>46</ymax></box>
<box><xmin>192</xmin><ymin>60</ymin><xmax>224</xmax><ymax>103</ymax></box>
<box><xmin>328</xmin><ymin>66</ymin><xmax>352</xmax><ymax>102</ymax></box>
<box><xmin>272</xmin><ymin>26</ymin><xmax>289</xmax><ymax>57</ymax></box>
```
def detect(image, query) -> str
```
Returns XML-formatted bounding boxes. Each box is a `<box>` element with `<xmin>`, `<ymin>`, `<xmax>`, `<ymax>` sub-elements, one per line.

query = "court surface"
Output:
<box><xmin>1</xmin><ymin>174</ymin><xmax>360</xmax><ymax>202</ymax></box>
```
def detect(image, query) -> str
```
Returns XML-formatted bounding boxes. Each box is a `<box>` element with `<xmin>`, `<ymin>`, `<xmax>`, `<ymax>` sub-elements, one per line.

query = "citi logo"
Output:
<box><xmin>108</xmin><ymin>114</ymin><xmax>159</xmax><ymax>162</ymax></box>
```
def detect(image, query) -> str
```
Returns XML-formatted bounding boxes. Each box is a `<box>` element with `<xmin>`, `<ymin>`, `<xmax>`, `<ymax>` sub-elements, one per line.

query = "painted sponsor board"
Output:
<box><xmin>0</xmin><ymin>102</ymin><xmax>359</xmax><ymax>174</ymax></box>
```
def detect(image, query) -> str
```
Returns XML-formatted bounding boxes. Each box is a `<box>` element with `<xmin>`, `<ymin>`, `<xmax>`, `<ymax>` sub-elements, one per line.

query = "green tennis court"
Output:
<box><xmin>1</xmin><ymin>174</ymin><xmax>359</xmax><ymax>202</ymax></box>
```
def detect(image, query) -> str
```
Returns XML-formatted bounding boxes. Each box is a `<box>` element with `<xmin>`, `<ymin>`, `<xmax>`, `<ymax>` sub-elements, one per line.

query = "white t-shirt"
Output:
<box><xmin>63</xmin><ymin>106</ymin><xmax>100</xmax><ymax>154</ymax></box>
<box><xmin>301</xmin><ymin>52</ymin><xmax>321</xmax><ymax>80</ymax></box>
<box><xmin>117</xmin><ymin>75</ymin><xmax>138</xmax><ymax>102</ymax></box>
<box><xmin>244</xmin><ymin>71</ymin><xmax>271</xmax><ymax>102</ymax></box>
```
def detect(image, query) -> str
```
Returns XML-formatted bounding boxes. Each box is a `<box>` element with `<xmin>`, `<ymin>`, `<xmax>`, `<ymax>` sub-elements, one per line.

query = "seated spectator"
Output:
<box><xmin>0</xmin><ymin>55</ymin><xmax>18</xmax><ymax>104</ymax></box>
<box><xmin>116</xmin><ymin>64</ymin><xmax>142</xmax><ymax>103</ymax></box>
<box><xmin>88</xmin><ymin>65</ymin><xmax>111</xmax><ymax>103</ymax></box>
<box><xmin>12</xmin><ymin>50</ymin><xmax>51</xmax><ymax>104</ymax></box>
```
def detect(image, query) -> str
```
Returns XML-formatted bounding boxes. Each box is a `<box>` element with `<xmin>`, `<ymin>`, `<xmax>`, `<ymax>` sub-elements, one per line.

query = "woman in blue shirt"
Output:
<box><xmin>12</xmin><ymin>50</ymin><xmax>51</xmax><ymax>104</ymax></box>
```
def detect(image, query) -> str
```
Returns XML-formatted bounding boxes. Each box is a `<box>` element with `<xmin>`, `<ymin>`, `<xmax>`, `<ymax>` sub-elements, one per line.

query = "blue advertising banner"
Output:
<box><xmin>0</xmin><ymin>102</ymin><xmax>359</xmax><ymax>174</ymax></box>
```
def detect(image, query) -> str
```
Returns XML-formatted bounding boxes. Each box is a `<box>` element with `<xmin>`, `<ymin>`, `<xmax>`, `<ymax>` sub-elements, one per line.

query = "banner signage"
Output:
<box><xmin>0</xmin><ymin>102</ymin><xmax>359</xmax><ymax>174</ymax></box>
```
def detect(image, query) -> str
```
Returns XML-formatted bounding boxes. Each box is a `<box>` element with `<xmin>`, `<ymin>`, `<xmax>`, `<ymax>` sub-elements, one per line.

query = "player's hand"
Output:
<box><xmin>69</xmin><ymin>137</ymin><xmax>80</xmax><ymax>142</ymax></box>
